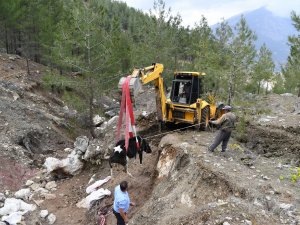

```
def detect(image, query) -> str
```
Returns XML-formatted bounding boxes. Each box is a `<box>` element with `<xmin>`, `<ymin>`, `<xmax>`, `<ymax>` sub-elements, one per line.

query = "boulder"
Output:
<box><xmin>40</xmin><ymin>209</ymin><xmax>49</xmax><ymax>218</ymax></box>
<box><xmin>93</xmin><ymin>115</ymin><xmax>105</xmax><ymax>126</ymax></box>
<box><xmin>44</xmin><ymin>150</ymin><xmax>84</xmax><ymax>176</ymax></box>
<box><xmin>105</xmin><ymin>110</ymin><xmax>117</xmax><ymax>118</ymax></box>
<box><xmin>74</xmin><ymin>136</ymin><xmax>89</xmax><ymax>154</ymax></box>
<box><xmin>61</xmin><ymin>151</ymin><xmax>84</xmax><ymax>175</ymax></box>
<box><xmin>2</xmin><ymin>211</ymin><xmax>23</xmax><ymax>225</ymax></box>
<box><xmin>83</xmin><ymin>139</ymin><xmax>102</xmax><ymax>161</ymax></box>
<box><xmin>45</xmin><ymin>181</ymin><xmax>57</xmax><ymax>190</ymax></box>
<box><xmin>47</xmin><ymin>213</ymin><xmax>56</xmax><ymax>224</ymax></box>
<box><xmin>0</xmin><ymin>198</ymin><xmax>36</xmax><ymax>216</ymax></box>
<box><xmin>14</xmin><ymin>189</ymin><xmax>31</xmax><ymax>200</ymax></box>
<box><xmin>94</xmin><ymin>116</ymin><xmax>119</xmax><ymax>137</ymax></box>
<box><xmin>25</xmin><ymin>180</ymin><xmax>34</xmax><ymax>187</ymax></box>
<box><xmin>44</xmin><ymin>158</ymin><xmax>62</xmax><ymax>173</ymax></box>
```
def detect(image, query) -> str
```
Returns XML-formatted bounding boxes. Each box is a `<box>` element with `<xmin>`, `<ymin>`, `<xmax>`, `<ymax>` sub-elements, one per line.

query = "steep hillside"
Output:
<box><xmin>0</xmin><ymin>54</ymin><xmax>72</xmax><ymax>192</ymax></box>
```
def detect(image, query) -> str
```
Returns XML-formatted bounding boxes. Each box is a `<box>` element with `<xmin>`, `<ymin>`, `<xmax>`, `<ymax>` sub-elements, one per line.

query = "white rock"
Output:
<box><xmin>74</xmin><ymin>136</ymin><xmax>89</xmax><ymax>154</ymax></box>
<box><xmin>86</xmin><ymin>176</ymin><xmax>111</xmax><ymax>194</ymax></box>
<box><xmin>14</xmin><ymin>189</ymin><xmax>31</xmax><ymax>200</ymax></box>
<box><xmin>45</xmin><ymin>181</ymin><xmax>57</xmax><ymax>190</ymax></box>
<box><xmin>61</xmin><ymin>151</ymin><xmax>84</xmax><ymax>175</ymax></box>
<box><xmin>35</xmin><ymin>188</ymin><xmax>49</xmax><ymax>195</ymax></box>
<box><xmin>0</xmin><ymin>222</ymin><xmax>7</xmax><ymax>225</ymax></box>
<box><xmin>44</xmin><ymin>157</ymin><xmax>62</xmax><ymax>174</ymax></box>
<box><xmin>30</xmin><ymin>183</ymin><xmax>41</xmax><ymax>191</ymax></box>
<box><xmin>76</xmin><ymin>188</ymin><xmax>111</xmax><ymax>209</ymax></box>
<box><xmin>44</xmin><ymin>151</ymin><xmax>84</xmax><ymax>176</ymax></box>
<box><xmin>25</xmin><ymin>180</ymin><xmax>34</xmax><ymax>186</ymax></box>
<box><xmin>83</xmin><ymin>144</ymin><xmax>102</xmax><ymax>161</ymax></box>
<box><xmin>0</xmin><ymin>198</ymin><xmax>36</xmax><ymax>216</ymax></box>
<box><xmin>40</xmin><ymin>209</ymin><xmax>49</xmax><ymax>218</ymax></box>
<box><xmin>64</xmin><ymin>148</ymin><xmax>72</xmax><ymax>153</ymax></box>
<box><xmin>12</xmin><ymin>92</ymin><xmax>20</xmax><ymax>101</ymax></box>
<box><xmin>157</xmin><ymin>147</ymin><xmax>177</xmax><ymax>178</ymax></box>
<box><xmin>142</xmin><ymin>111</ymin><xmax>148</xmax><ymax>117</ymax></box>
<box><xmin>2</xmin><ymin>211</ymin><xmax>23</xmax><ymax>225</ymax></box>
<box><xmin>106</xmin><ymin>116</ymin><xmax>119</xmax><ymax>127</ymax></box>
<box><xmin>180</xmin><ymin>193</ymin><xmax>193</xmax><ymax>207</ymax></box>
<box><xmin>93</xmin><ymin>115</ymin><xmax>105</xmax><ymax>126</ymax></box>
<box><xmin>47</xmin><ymin>213</ymin><xmax>56</xmax><ymax>224</ymax></box>
<box><xmin>245</xmin><ymin>219</ymin><xmax>253</xmax><ymax>225</ymax></box>
<box><xmin>223</xmin><ymin>222</ymin><xmax>231</xmax><ymax>225</ymax></box>
<box><xmin>279</xmin><ymin>203</ymin><xmax>294</xmax><ymax>211</ymax></box>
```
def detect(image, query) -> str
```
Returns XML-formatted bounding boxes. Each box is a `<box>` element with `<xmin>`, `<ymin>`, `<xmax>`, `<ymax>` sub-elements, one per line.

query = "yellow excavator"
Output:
<box><xmin>118</xmin><ymin>63</ymin><xmax>224</xmax><ymax>130</ymax></box>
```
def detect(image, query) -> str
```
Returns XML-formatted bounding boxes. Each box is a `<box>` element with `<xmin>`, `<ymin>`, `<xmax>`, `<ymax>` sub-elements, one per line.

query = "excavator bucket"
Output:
<box><xmin>118</xmin><ymin>72</ymin><xmax>141</xmax><ymax>104</ymax></box>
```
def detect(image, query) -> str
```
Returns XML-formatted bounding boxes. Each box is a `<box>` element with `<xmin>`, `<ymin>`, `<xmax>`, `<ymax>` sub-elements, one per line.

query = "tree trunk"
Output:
<box><xmin>89</xmin><ymin>76</ymin><xmax>96</xmax><ymax>138</ymax></box>
<box><xmin>87</xmin><ymin>28</ymin><xmax>96</xmax><ymax>138</ymax></box>
<box><xmin>5</xmin><ymin>23</ymin><xmax>9</xmax><ymax>54</ymax></box>
<box><xmin>265</xmin><ymin>82</ymin><xmax>269</xmax><ymax>95</ymax></box>
<box><xmin>26</xmin><ymin>57</ymin><xmax>30</xmax><ymax>75</ymax></box>
<box><xmin>228</xmin><ymin>72</ymin><xmax>234</xmax><ymax>105</ymax></box>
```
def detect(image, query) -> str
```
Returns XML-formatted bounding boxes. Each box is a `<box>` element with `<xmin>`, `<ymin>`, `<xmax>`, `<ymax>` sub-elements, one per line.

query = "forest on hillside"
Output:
<box><xmin>0</xmin><ymin>0</ymin><xmax>299</xmax><ymax>105</ymax></box>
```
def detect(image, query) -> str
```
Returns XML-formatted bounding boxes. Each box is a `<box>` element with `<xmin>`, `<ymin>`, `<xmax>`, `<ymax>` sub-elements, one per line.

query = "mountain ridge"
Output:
<box><xmin>212</xmin><ymin>7</ymin><xmax>297</xmax><ymax>69</ymax></box>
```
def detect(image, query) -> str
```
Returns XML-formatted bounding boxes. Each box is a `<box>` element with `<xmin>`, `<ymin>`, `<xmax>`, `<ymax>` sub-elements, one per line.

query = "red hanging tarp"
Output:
<box><xmin>116</xmin><ymin>76</ymin><xmax>139</xmax><ymax>150</ymax></box>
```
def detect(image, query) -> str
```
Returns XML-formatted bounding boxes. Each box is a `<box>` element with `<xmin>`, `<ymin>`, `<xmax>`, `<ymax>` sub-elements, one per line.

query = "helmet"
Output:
<box><xmin>222</xmin><ymin>105</ymin><xmax>232</xmax><ymax>110</ymax></box>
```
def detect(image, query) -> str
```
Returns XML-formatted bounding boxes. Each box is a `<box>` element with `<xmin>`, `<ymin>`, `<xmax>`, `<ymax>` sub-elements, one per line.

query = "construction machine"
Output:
<box><xmin>118</xmin><ymin>63</ymin><xmax>223</xmax><ymax>130</ymax></box>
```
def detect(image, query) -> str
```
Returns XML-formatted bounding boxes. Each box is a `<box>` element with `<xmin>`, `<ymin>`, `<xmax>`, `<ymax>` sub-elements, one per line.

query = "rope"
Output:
<box><xmin>143</xmin><ymin>122</ymin><xmax>214</xmax><ymax>140</ymax></box>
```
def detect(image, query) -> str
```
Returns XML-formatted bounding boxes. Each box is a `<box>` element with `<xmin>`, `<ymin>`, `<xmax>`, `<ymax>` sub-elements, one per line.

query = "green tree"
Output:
<box><xmin>282</xmin><ymin>11</ymin><xmax>300</xmax><ymax>96</ymax></box>
<box><xmin>251</xmin><ymin>44</ymin><xmax>275</xmax><ymax>94</ymax></box>
<box><xmin>54</xmin><ymin>0</ymin><xmax>112</xmax><ymax>137</ymax></box>
<box><xmin>215</xmin><ymin>17</ymin><xmax>257</xmax><ymax>104</ymax></box>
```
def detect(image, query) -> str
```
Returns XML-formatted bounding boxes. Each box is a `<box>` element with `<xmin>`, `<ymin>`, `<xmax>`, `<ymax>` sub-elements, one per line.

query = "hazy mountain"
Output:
<box><xmin>212</xmin><ymin>7</ymin><xmax>297</xmax><ymax>69</ymax></box>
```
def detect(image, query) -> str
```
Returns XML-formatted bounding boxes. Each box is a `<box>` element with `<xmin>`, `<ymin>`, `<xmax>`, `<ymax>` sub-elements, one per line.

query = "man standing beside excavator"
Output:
<box><xmin>208</xmin><ymin>105</ymin><xmax>237</xmax><ymax>152</ymax></box>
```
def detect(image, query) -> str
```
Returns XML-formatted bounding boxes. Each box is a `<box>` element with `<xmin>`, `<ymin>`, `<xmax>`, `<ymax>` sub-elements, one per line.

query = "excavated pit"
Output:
<box><xmin>245</xmin><ymin>125</ymin><xmax>300</xmax><ymax>165</ymax></box>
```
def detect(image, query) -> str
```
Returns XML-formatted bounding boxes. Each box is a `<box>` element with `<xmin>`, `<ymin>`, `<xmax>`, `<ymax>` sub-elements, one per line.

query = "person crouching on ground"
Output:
<box><xmin>208</xmin><ymin>105</ymin><xmax>237</xmax><ymax>152</ymax></box>
<box><xmin>113</xmin><ymin>180</ymin><xmax>135</xmax><ymax>225</ymax></box>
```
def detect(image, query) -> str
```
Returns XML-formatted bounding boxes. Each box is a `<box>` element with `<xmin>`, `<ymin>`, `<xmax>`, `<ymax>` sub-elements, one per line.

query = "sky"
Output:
<box><xmin>120</xmin><ymin>0</ymin><xmax>300</xmax><ymax>26</ymax></box>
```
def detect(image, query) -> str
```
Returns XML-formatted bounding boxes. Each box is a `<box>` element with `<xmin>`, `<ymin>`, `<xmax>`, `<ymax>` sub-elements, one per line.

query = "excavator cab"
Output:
<box><xmin>170</xmin><ymin>72</ymin><xmax>204</xmax><ymax>105</ymax></box>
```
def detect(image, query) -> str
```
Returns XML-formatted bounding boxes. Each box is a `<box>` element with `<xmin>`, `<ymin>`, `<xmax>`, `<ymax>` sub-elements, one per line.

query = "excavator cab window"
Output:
<box><xmin>171</xmin><ymin>75</ymin><xmax>203</xmax><ymax>104</ymax></box>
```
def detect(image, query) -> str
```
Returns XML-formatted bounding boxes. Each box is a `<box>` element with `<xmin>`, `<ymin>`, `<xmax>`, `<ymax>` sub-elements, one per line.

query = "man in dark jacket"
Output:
<box><xmin>208</xmin><ymin>105</ymin><xmax>236</xmax><ymax>152</ymax></box>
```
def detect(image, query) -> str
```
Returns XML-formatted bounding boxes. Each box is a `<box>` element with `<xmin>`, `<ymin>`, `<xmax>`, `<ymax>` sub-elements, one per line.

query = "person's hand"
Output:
<box><xmin>124</xmin><ymin>218</ymin><xmax>129</xmax><ymax>224</ymax></box>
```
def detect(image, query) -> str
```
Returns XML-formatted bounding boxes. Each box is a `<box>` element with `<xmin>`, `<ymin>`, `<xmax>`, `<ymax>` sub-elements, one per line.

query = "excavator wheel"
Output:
<box><xmin>200</xmin><ymin>106</ymin><xmax>210</xmax><ymax>131</ymax></box>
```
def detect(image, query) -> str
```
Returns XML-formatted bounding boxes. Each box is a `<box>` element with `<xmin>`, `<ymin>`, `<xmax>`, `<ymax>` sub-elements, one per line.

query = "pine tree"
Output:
<box><xmin>283</xmin><ymin>11</ymin><xmax>300</xmax><ymax>96</ymax></box>
<box><xmin>54</xmin><ymin>0</ymin><xmax>112</xmax><ymax>137</ymax></box>
<box><xmin>252</xmin><ymin>44</ymin><xmax>275</xmax><ymax>94</ymax></box>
